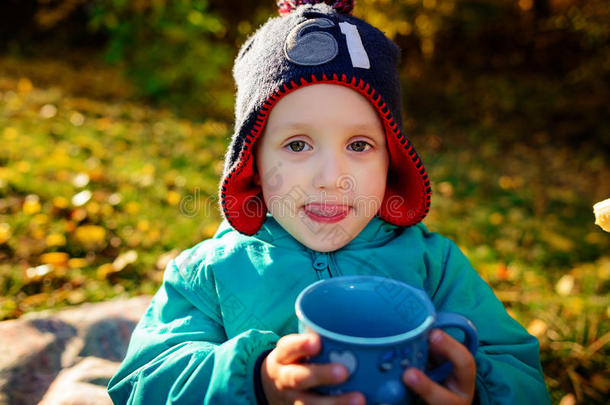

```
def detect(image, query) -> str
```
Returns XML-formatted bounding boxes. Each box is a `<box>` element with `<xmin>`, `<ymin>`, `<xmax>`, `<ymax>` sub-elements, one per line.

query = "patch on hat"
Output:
<box><xmin>285</xmin><ymin>18</ymin><xmax>338</xmax><ymax>66</ymax></box>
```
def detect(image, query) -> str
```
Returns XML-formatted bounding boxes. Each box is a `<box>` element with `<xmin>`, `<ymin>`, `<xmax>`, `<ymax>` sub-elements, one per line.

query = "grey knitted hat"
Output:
<box><xmin>220</xmin><ymin>0</ymin><xmax>431</xmax><ymax>235</ymax></box>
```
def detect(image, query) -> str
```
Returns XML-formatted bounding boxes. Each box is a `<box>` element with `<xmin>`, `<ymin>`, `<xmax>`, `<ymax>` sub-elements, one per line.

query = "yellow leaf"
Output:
<box><xmin>437</xmin><ymin>181</ymin><xmax>453</xmax><ymax>197</ymax></box>
<box><xmin>68</xmin><ymin>258</ymin><xmax>88</xmax><ymax>269</ymax></box>
<box><xmin>45</xmin><ymin>233</ymin><xmax>67</xmax><ymax>247</ymax></box>
<box><xmin>23</xmin><ymin>195</ymin><xmax>41</xmax><ymax>214</ymax></box>
<box><xmin>17</xmin><ymin>78</ymin><xmax>33</xmax><ymax>93</ymax></box>
<box><xmin>489</xmin><ymin>212</ymin><xmax>504</xmax><ymax>226</ymax></box>
<box><xmin>74</xmin><ymin>225</ymin><xmax>106</xmax><ymax>248</ymax></box>
<box><xmin>125</xmin><ymin>201</ymin><xmax>140</xmax><ymax>214</ymax></box>
<box><xmin>0</xmin><ymin>223</ymin><xmax>11</xmax><ymax>244</ymax></box>
<box><xmin>593</xmin><ymin>198</ymin><xmax>610</xmax><ymax>232</ymax></box>
<box><xmin>555</xmin><ymin>274</ymin><xmax>575</xmax><ymax>296</ymax></box>
<box><xmin>64</xmin><ymin>220</ymin><xmax>76</xmax><ymax>233</ymax></box>
<box><xmin>527</xmin><ymin>319</ymin><xmax>547</xmax><ymax>338</ymax></box>
<box><xmin>86</xmin><ymin>201</ymin><xmax>101</xmax><ymax>216</ymax></box>
<box><xmin>112</xmin><ymin>250</ymin><xmax>138</xmax><ymax>272</ymax></box>
<box><xmin>70</xmin><ymin>208</ymin><xmax>87</xmax><ymax>222</ymax></box>
<box><xmin>40</xmin><ymin>252</ymin><xmax>69</xmax><ymax>266</ymax></box>
<box><xmin>101</xmin><ymin>204</ymin><xmax>114</xmax><ymax>217</ymax></box>
<box><xmin>97</xmin><ymin>263</ymin><xmax>114</xmax><ymax>279</ymax></box>
<box><xmin>166</xmin><ymin>190</ymin><xmax>181</xmax><ymax>206</ymax></box>
<box><xmin>498</xmin><ymin>176</ymin><xmax>513</xmax><ymax>190</ymax></box>
<box><xmin>52</xmin><ymin>196</ymin><xmax>69</xmax><ymax>209</ymax></box>
<box><xmin>147</xmin><ymin>228</ymin><xmax>160</xmax><ymax>243</ymax></box>
<box><xmin>32</xmin><ymin>214</ymin><xmax>48</xmax><ymax>226</ymax></box>
<box><xmin>137</xmin><ymin>220</ymin><xmax>150</xmax><ymax>232</ymax></box>
<box><xmin>31</xmin><ymin>228</ymin><xmax>45</xmax><ymax>240</ymax></box>
<box><xmin>21</xmin><ymin>292</ymin><xmax>50</xmax><ymax>307</ymax></box>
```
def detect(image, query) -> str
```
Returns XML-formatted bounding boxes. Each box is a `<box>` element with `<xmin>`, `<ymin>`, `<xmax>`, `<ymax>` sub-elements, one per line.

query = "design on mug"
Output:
<box><xmin>378</xmin><ymin>349</ymin><xmax>396</xmax><ymax>372</ymax></box>
<box><xmin>399</xmin><ymin>345</ymin><xmax>412</xmax><ymax>368</ymax></box>
<box><xmin>329</xmin><ymin>350</ymin><xmax>358</xmax><ymax>375</ymax></box>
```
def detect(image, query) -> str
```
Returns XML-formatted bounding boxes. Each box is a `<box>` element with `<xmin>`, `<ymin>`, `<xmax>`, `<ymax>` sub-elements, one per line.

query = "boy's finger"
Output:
<box><xmin>279</xmin><ymin>363</ymin><xmax>349</xmax><ymax>390</ymax></box>
<box><xmin>403</xmin><ymin>368</ymin><xmax>456</xmax><ymax>404</ymax></box>
<box><xmin>275</xmin><ymin>333</ymin><xmax>321</xmax><ymax>364</ymax></box>
<box><xmin>428</xmin><ymin>329</ymin><xmax>476</xmax><ymax>391</ymax></box>
<box><xmin>293</xmin><ymin>390</ymin><xmax>365</xmax><ymax>405</ymax></box>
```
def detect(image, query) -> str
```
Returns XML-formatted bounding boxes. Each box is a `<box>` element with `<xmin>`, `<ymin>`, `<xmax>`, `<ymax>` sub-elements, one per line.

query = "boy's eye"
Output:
<box><xmin>286</xmin><ymin>140</ymin><xmax>310</xmax><ymax>152</ymax></box>
<box><xmin>348</xmin><ymin>141</ymin><xmax>371</xmax><ymax>152</ymax></box>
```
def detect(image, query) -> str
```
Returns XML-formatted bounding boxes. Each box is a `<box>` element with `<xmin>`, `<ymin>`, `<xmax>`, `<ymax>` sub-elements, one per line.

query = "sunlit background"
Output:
<box><xmin>0</xmin><ymin>1</ymin><xmax>608</xmax><ymax>403</ymax></box>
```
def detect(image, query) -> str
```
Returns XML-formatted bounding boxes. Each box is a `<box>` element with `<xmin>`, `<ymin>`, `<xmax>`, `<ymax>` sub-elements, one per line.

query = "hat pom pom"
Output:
<box><xmin>277</xmin><ymin>0</ymin><xmax>354</xmax><ymax>16</ymax></box>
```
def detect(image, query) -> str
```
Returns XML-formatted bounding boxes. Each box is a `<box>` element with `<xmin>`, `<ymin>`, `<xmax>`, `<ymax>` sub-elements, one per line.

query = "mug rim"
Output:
<box><xmin>295</xmin><ymin>275</ymin><xmax>435</xmax><ymax>346</ymax></box>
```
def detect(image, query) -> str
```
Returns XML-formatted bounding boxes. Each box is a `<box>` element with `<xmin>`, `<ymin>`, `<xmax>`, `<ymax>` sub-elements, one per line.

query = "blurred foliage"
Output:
<box><xmin>0</xmin><ymin>0</ymin><xmax>609</xmax><ymax>404</ymax></box>
<box><xmin>3</xmin><ymin>0</ymin><xmax>607</xmax><ymax>149</ymax></box>
<box><xmin>0</xmin><ymin>66</ymin><xmax>227</xmax><ymax>318</ymax></box>
<box><xmin>86</xmin><ymin>0</ymin><xmax>234</xmax><ymax>119</ymax></box>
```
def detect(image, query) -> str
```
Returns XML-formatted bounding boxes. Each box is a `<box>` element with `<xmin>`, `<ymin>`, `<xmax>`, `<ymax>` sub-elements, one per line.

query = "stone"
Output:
<box><xmin>0</xmin><ymin>296</ymin><xmax>151</xmax><ymax>405</ymax></box>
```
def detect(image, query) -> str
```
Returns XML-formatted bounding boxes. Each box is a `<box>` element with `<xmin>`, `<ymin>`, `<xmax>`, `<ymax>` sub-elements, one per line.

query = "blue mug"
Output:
<box><xmin>295</xmin><ymin>275</ymin><xmax>478</xmax><ymax>405</ymax></box>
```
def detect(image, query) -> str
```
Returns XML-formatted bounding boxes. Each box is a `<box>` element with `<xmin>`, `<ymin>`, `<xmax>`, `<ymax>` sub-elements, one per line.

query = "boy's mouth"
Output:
<box><xmin>303</xmin><ymin>203</ymin><xmax>351</xmax><ymax>223</ymax></box>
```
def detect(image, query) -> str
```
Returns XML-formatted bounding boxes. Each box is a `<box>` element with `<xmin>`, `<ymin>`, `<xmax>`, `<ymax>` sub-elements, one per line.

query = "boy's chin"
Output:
<box><xmin>286</xmin><ymin>221</ymin><xmax>359</xmax><ymax>252</ymax></box>
<box><xmin>297</xmin><ymin>237</ymin><xmax>352</xmax><ymax>253</ymax></box>
<box><xmin>271</xmin><ymin>210</ymin><xmax>373</xmax><ymax>252</ymax></box>
<box><xmin>302</xmin><ymin>238</ymin><xmax>350</xmax><ymax>252</ymax></box>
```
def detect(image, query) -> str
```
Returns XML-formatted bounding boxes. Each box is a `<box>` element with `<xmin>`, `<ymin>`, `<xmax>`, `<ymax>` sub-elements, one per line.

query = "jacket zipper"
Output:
<box><xmin>311</xmin><ymin>251</ymin><xmax>333</xmax><ymax>279</ymax></box>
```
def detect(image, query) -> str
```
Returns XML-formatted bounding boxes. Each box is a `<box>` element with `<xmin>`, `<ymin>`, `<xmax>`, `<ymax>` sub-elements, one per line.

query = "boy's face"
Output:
<box><xmin>254</xmin><ymin>84</ymin><xmax>389</xmax><ymax>252</ymax></box>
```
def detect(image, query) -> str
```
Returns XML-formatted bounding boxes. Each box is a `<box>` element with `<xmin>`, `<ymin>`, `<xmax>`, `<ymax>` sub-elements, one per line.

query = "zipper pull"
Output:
<box><xmin>313</xmin><ymin>254</ymin><xmax>328</xmax><ymax>272</ymax></box>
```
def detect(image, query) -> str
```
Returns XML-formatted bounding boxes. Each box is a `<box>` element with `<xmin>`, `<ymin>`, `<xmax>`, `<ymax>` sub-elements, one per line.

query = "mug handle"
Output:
<box><xmin>426</xmin><ymin>312</ymin><xmax>479</xmax><ymax>383</ymax></box>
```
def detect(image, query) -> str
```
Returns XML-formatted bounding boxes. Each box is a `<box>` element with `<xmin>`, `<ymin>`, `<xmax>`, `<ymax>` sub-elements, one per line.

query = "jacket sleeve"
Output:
<box><xmin>427</xmin><ymin>237</ymin><xmax>550</xmax><ymax>405</ymax></box>
<box><xmin>107</xmin><ymin>249</ymin><xmax>279</xmax><ymax>405</ymax></box>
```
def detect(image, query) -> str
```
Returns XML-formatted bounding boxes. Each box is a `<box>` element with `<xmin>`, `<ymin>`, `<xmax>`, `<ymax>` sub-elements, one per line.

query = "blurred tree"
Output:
<box><xmin>0</xmin><ymin>0</ymin><xmax>607</xmax><ymax>147</ymax></box>
<box><xmin>86</xmin><ymin>0</ymin><xmax>235</xmax><ymax>119</ymax></box>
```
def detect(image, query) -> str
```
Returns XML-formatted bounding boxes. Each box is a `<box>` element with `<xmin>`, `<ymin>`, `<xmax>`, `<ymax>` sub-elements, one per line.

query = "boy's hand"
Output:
<box><xmin>261</xmin><ymin>333</ymin><xmax>365</xmax><ymax>405</ymax></box>
<box><xmin>402</xmin><ymin>329</ymin><xmax>476</xmax><ymax>405</ymax></box>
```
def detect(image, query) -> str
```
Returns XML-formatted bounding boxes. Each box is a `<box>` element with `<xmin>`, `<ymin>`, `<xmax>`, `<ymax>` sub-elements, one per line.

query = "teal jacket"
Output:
<box><xmin>108</xmin><ymin>216</ymin><xmax>550</xmax><ymax>404</ymax></box>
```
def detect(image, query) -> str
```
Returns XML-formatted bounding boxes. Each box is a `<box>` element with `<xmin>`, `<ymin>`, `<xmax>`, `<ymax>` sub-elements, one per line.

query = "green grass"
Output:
<box><xmin>0</xmin><ymin>55</ymin><xmax>608</xmax><ymax>404</ymax></box>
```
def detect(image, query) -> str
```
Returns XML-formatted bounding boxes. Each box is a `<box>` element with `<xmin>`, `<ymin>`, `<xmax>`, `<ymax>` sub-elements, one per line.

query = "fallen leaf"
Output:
<box><xmin>25</xmin><ymin>264</ymin><xmax>53</xmax><ymax>281</ymax></box>
<box><xmin>112</xmin><ymin>250</ymin><xmax>138</xmax><ymax>272</ymax></box>
<box><xmin>527</xmin><ymin>319</ymin><xmax>547</xmax><ymax>338</ymax></box>
<box><xmin>74</xmin><ymin>225</ymin><xmax>106</xmax><ymax>249</ymax></box>
<box><xmin>45</xmin><ymin>233</ymin><xmax>66</xmax><ymax>247</ymax></box>
<box><xmin>23</xmin><ymin>195</ymin><xmax>41</xmax><ymax>214</ymax></box>
<box><xmin>555</xmin><ymin>274</ymin><xmax>574</xmax><ymax>296</ymax></box>
<box><xmin>40</xmin><ymin>252</ymin><xmax>69</xmax><ymax>266</ymax></box>
<box><xmin>559</xmin><ymin>393</ymin><xmax>575</xmax><ymax>405</ymax></box>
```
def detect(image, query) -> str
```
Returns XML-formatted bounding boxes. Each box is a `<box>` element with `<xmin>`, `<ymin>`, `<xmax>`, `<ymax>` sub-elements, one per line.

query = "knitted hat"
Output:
<box><xmin>220</xmin><ymin>0</ymin><xmax>431</xmax><ymax>235</ymax></box>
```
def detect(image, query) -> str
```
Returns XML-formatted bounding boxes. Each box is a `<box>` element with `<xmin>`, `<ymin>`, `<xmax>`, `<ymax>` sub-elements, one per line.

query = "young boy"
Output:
<box><xmin>108</xmin><ymin>1</ymin><xmax>550</xmax><ymax>404</ymax></box>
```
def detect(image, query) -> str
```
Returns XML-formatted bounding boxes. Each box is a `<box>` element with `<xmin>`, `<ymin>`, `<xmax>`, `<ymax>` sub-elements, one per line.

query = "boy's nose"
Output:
<box><xmin>312</xmin><ymin>151</ymin><xmax>346</xmax><ymax>191</ymax></box>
